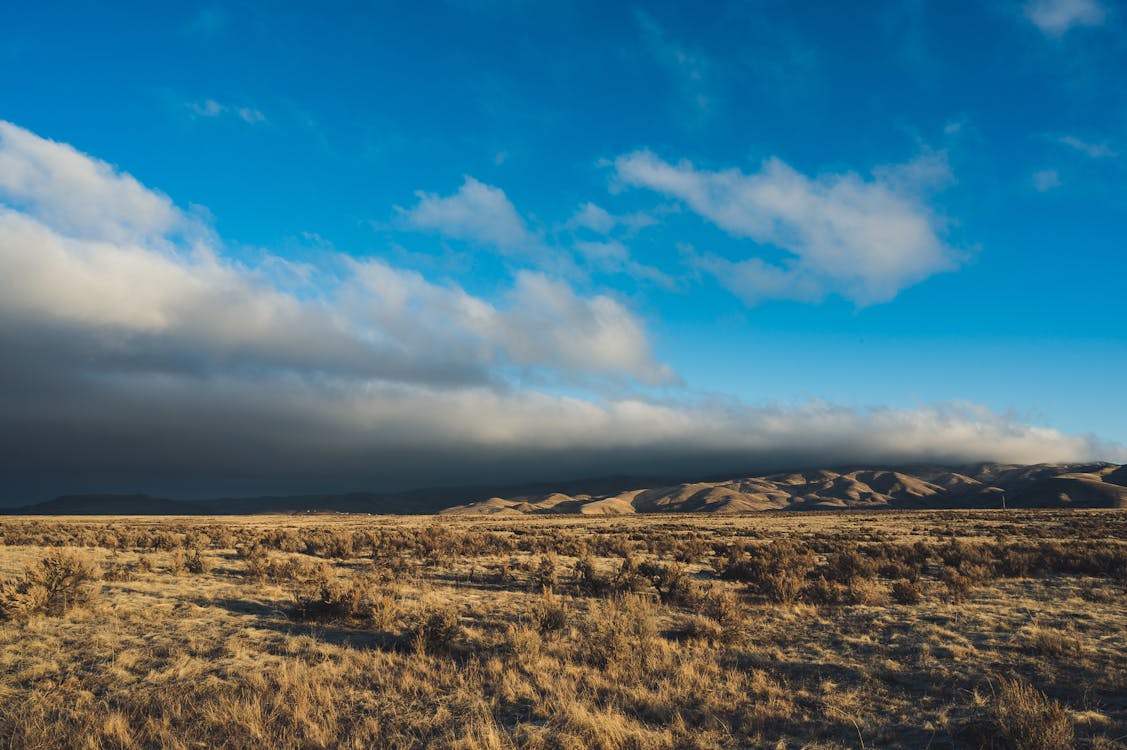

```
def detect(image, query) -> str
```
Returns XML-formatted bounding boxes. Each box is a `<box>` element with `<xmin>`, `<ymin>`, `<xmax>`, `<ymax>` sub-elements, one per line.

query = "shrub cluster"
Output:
<box><xmin>958</xmin><ymin>677</ymin><xmax>1073</xmax><ymax>750</ymax></box>
<box><xmin>289</xmin><ymin>569</ymin><xmax>400</xmax><ymax>629</ymax></box>
<box><xmin>0</xmin><ymin>550</ymin><xmax>100</xmax><ymax>620</ymax></box>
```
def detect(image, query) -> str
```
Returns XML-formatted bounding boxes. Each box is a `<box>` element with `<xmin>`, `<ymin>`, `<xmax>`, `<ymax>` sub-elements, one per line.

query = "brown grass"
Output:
<box><xmin>958</xmin><ymin>676</ymin><xmax>1075</xmax><ymax>750</ymax></box>
<box><xmin>0</xmin><ymin>509</ymin><xmax>1124</xmax><ymax>748</ymax></box>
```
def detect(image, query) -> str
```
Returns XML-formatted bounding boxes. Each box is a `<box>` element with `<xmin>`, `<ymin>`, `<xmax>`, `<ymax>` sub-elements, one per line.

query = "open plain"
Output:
<box><xmin>1</xmin><ymin>510</ymin><xmax>1125</xmax><ymax>749</ymax></box>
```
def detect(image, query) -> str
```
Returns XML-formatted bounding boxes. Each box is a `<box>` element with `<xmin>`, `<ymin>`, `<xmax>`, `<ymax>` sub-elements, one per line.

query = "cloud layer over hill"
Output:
<box><xmin>1</xmin><ymin>122</ymin><xmax>1122</xmax><ymax>503</ymax></box>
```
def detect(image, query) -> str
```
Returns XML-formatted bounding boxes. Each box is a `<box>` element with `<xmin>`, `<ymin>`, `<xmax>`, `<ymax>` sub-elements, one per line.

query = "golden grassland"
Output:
<box><xmin>1</xmin><ymin>510</ymin><xmax>1125</xmax><ymax>749</ymax></box>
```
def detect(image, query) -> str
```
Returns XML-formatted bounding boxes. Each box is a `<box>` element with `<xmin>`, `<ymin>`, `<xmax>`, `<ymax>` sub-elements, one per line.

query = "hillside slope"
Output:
<box><xmin>6</xmin><ymin>463</ymin><xmax>1125</xmax><ymax>515</ymax></box>
<box><xmin>441</xmin><ymin>463</ymin><xmax>1127</xmax><ymax>515</ymax></box>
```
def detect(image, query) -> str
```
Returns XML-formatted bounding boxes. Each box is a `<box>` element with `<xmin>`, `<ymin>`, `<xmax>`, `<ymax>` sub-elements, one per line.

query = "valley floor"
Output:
<box><xmin>1</xmin><ymin>510</ymin><xmax>1124</xmax><ymax>749</ymax></box>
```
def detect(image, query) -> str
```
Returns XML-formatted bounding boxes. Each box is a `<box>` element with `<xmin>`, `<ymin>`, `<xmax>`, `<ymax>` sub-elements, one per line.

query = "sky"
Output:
<box><xmin>1</xmin><ymin>0</ymin><xmax>1125</xmax><ymax>504</ymax></box>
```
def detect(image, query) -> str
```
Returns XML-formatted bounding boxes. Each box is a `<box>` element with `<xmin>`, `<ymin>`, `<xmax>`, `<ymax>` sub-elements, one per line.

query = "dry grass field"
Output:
<box><xmin>1</xmin><ymin>510</ymin><xmax>1125</xmax><ymax>749</ymax></box>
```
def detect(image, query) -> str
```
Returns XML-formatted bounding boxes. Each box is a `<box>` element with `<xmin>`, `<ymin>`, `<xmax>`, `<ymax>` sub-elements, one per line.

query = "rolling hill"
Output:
<box><xmin>4</xmin><ymin>463</ymin><xmax>1125</xmax><ymax>516</ymax></box>
<box><xmin>440</xmin><ymin>462</ymin><xmax>1127</xmax><ymax>515</ymax></box>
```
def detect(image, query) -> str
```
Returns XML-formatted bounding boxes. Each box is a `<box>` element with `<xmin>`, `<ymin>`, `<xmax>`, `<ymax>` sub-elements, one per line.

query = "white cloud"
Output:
<box><xmin>0</xmin><ymin>121</ymin><xmax>181</xmax><ymax>244</ymax></box>
<box><xmin>570</xmin><ymin>202</ymin><xmax>617</xmax><ymax>234</ymax></box>
<box><xmin>402</xmin><ymin>186</ymin><xmax>666</xmax><ymax>287</ymax></box>
<box><xmin>1033</xmin><ymin>169</ymin><xmax>1062</xmax><ymax>191</ymax></box>
<box><xmin>187</xmin><ymin>99</ymin><xmax>225</xmax><ymax>118</ymax></box>
<box><xmin>0</xmin><ymin>121</ymin><xmax>671</xmax><ymax>387</ymax></box>
<box><xmin>574</xmin><ymin>238</ymin><xmax>629</xmax><ymax>264</ymax></box>
<box><xmin>1057</xmin><ymin>135</ymin><xmax>1116</xmax><ymax>158</ymax></box>
<box><xmin>341</xmin><ymin>260</ymin><xmax>674</xmax><ymax>384</ymax></box>
<box><xmin>573</xmin><ymin>239</ymin><xmax>677</xmax><ymax>289</ymax></box>
<box><xmin>1025</xmin><ymin>0</ymin><xmax>1106</xmax><ymax>36</ymax></box>
<box><xmin>502</xmin><ymin>272</ymin><xmax>676</xmax><ymax>384</ymax></box>
<box><xmin>615</xmin><ymin>149</ymin><xmax>958</xmax><ymax>305</ymax></box>
<box><xmin>400</xmin><ymin>176</ymin><xmax>536</xmax><ymax>253</ymax></box>
<box><xmin>568</xmin><ymin>201</ymin><xmax>656</xmax><ymax>235</ymax></box>
<box><xmin>944</xmin><ymin>118</ymin><xmax>967</xmax><ymax>135</ymax></box>
<box><xmin>236</xmin><ymin>107</ymin><xmax>267</xmax><ymax>124</ymax></box>
<box><xmin>185</xmin><ymin>99</ymin><xmax>268</xmax><ymax>125</ymax></box>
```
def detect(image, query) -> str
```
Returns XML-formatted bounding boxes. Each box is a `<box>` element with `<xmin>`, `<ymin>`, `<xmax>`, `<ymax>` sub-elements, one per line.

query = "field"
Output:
<box><xmin>1</xmin><ymin>510</ymin><xmax>1125</xmax><ymax>749</ymax></box>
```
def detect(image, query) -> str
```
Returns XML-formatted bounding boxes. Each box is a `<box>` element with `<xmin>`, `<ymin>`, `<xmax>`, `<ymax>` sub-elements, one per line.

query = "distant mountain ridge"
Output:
<box><xmin>0</xmin><ymin>475</ymin><xmax>676</xmax><ymax>516</ymax></box>
<box><xmin>4</xmin><ymin>463</ymin><xmax>1125</xmax><ymax>516</ymax></box>
<box><xmin>441</xmin><ymin>462</ymin><xmax>1127</xmax><ymax>515</ymax></box>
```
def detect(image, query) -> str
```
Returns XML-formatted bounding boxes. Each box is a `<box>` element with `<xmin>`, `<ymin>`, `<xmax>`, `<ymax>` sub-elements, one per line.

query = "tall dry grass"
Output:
<box><xmin>0</xmin><ymin>509</ymin><xmax>1124</xmax><ymax>748</ymax></box>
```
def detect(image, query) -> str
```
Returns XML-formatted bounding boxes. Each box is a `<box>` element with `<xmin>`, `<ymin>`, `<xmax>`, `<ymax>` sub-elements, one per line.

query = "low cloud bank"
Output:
<box><xmin>0</xmin><ymin>121</ymin><xmax>1119</xmax><ymax>504</ymax></box>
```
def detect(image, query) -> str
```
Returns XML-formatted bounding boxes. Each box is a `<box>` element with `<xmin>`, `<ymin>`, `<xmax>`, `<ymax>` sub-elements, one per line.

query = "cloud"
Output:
<box><xmin>0</xmin><ymin>122</ymin><xmax>182</xmax><ymax>244</ymax></box>
<box><xmin>186</xmin><ymin>99</ymin><xmax>268</xmax><ymax>125</ymax></box>
<box><xmin>341</xmin><ymin>260</ymin><xmax>675</xmax><ymax>385</ymax></box>
<box><xmin>570</xmin><ymin>202</ymin><xmax>616</xmax><ymax>234</ymax></box>
<box><xmin>0</xmin><ymin>121</ymin><xmax>670</xmax><ymax>389</ymax></box>
<box><xmin>498</xmin><ymin>272</ymin><xmax>676</xmax><ymax>384</ymax></box>
<box><xmin>1057</xmin><ymin>135</ymin><xmax>1116</xmax><ymax>158</ymax></box>
<box><xmin>614</xmin><ymin>149</ymin><xmax>959</xmax><ymax>305</ymax></box>
<box><xmin>565</xmin><ymin>203</ymin><xmax>669</xmax><ymax>285</ymax></box>
<box><xmin>235</xmin><ymin>107</ymin><xmax>267</xmax><ymax>124</ymax></box>
<box><xmin>400</xmin><ymin>176</ymin><xmax>536</xmax><ymax>253</ymax></box>
<box><xmin>1033</xmin><ymin>169</ymin><xmax>1062</xmax><ymax>191</ymax></box>
<box><xmin>1024</xmin><ymin>0</ymin><xmax>1106</xmax><ymax>36</ymax></box>
<box><xmin>399</xmin><ymin>184</ymin><xmax>667</xmax><ymax>288</ymax></box>
<box><xmin>572</xmin><ymin>239</ymin><xmax>677</xmax><ymax>289</ymax></box>
<box><xmin>568</xmin><ymin>201</ymin><xmax>656</xmax><ymax>236</ymax></box>
<box><xmin>187</xmin><ymin>99</ymin><xmax>225</xmax><ymax>118</ymax></box>
<box><xmin>0</xmin><ymin>120</ymin><xmax>1117</xmax><ymax>504</ymax></box>
<box><xmin>1</xmin><ymin>367</ymin><xmax>1118</xmax><ymax>502</ymax></box>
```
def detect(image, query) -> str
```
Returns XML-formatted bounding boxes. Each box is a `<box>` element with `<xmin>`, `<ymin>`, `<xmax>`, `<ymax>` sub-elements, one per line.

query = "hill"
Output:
<box><xmin>5</xmin><ymin>463</ymin><xmax>1124</xmax><ymax>516</ymax></box>
<box><xmin>440</xmin><ymin>462</ymin><xmax>1127</xmax><ymax>515</ymax></box>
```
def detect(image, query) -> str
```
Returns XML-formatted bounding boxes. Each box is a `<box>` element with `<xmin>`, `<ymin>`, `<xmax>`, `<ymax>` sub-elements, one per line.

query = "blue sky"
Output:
<box><xmin>0</xmin><ymin>0</ymin><xmax>1124</xmax><ymax>501</ymax></box>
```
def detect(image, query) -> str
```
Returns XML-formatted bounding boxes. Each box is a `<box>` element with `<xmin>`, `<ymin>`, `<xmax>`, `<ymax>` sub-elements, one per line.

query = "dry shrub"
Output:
<box><xmin>579</xmin><ymin>594</ymin><xmax>659</xmax><ymax>668</ymax></box>
<box><xmin>699</xmin><ymin>585</ymin><xmax>744</xmax><ymax>629</ymax></box>
<box><xmin>245</xmin><ymin>548</ymin><xmax>319</xmax><ymax>583</ymax></box>
<box><xmin>305</xmin><ymin>530</ymin><xmax>357</xmax><ymax>559</ymax></box>
<box><xmin>185</xmin><ymin>549</ymin><xmax>211</xmax><ymax>574</ymax></box>
<box><xmin>638</xmin><ymin>561</ymin><xmax>700</xmax><ymax>607</ymax></box>
<box><xmin>761</xmin><ymin>567</ymin><xmax>808</xmax><ymax>605</ymax></box>
<box><xmin>573</xmin><ymin>553</ymin><xmax>610</xmax><ymax>596</ymax></box>
<box><xmin>806</xmin><ymin>576</ymin><xmax>847</xmax><ymax>605</ymax></box>
<box><xmin>826</xmin><ymin>549</ymin><xmax>876</xmax><ymax>584</ymax></box>
<box><xmin>527</xmin><ymin>589</ymin><xmax>569</xmax><ymax>635</ymax></box>
<box><xmin>959</xmin><ymin>677</ymin><xmax>1073</xmax><ymax>750</ymax></box>
<box><xmin>845</xmin><ymin>577</ymin><xmax>887</xmax><ymax>606</ymax></box>
<box><xmin>941</xmin><ymin>567</ymin><xmax>974</xmax><ymax>602</ymax></box>
<box><xmin>611</xmin><ymin>553</ymin><xmax>649</xmax><ymax>595</ymax></box>
<box><xmin>876</xmin><ymin>543</ymin><xmax>929</xmax><ymax>581</ymax></box>
<box><xmin>167</xmin><ymin>550</ymin><xmax>187</xmax><ymax>575</ymax></box>
<box><xmin>939</xmin><ymin>541</ymin><xmax>995</xmax><ymax>574</ymax></box>
<box><xmin>290</xmin><ymin>569</ymin><xmax>399</xmax><ymax>629</ymax></box>
<box><xmin>996</xmin><ymin>546</ymin><xmax>1037</xmax><ymax>578</ymax></box>
<box><xmin>891</xmin><ymin>579</ymin><xmax>922</xmax><ymax>605</ymax></box>
<box><xmin>101</xmin><ymin>556</ymin><xmax>135</xmax><ymax>582</ymax></box>
<box><xmin>531</xmin><ymin>553</ymin><xmax>558</xmax><ymax>593</ymax></box>
<box><xmin>721</xmin><ymin>541</ymin><xmax>816</xmax><ymax>604</ymax></box>
<box><xmin>408</xmin><ymin>603</ymin><xmax>464</xmax><ymax>655</ymax></box>
<box><xmin>0</xmin><ymin>549</ymin><xmax>100</xmax><ymax>620</ymax></box>
<box><xmin>669</xmin><ymin>613</ymin><xmax>724</xmax><ymax>642</ymax></box>
<box><xmin>493</xmin><ymin>557</ymin><xmax>518</xmax><ymax>585</ymax></box>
